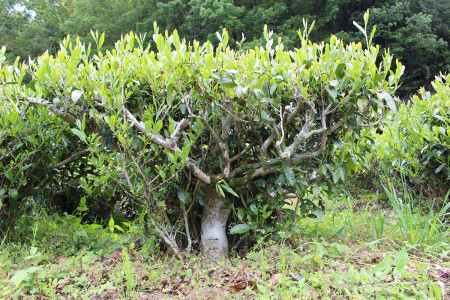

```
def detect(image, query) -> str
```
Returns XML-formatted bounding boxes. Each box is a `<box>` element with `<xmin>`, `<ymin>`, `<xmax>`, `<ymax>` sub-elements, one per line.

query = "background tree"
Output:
<box><xmin>331</xmin><ymin>0</ymin><xmax>449</xmax><ymax>96</ymax></box>
<box><xmin>61</xmin><ymin>0</ymin><xmax>151</xmax><ymax>48</ymax></box>
<box><xmin>0</xmin><ymin>0</ymin><xmax>72</xmax><ymax>61</ymax></box>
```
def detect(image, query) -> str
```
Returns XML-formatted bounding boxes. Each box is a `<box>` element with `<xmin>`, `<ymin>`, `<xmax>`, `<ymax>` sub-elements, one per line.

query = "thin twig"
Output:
<box><xmin>49</xmin><ymin>149</ymin><xmax>89</xmax><ymax>169</ymax></box>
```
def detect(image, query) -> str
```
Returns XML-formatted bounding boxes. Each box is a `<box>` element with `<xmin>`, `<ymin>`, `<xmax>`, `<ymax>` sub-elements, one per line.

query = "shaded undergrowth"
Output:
<box><xmin>0</xmin><ymin>190</ymin><xmax>449</xmax><ymax>299</ymax></box>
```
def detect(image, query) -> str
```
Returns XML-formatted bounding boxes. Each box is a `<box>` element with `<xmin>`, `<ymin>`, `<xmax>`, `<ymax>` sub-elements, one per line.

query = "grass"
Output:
<box><xmin>0</xmin><ymin>190</ymin><xmax>449</xmax><ymax>299</ymax></box>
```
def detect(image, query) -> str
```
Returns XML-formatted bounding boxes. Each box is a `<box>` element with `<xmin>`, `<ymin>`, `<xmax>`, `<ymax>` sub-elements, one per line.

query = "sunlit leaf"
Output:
<box><xmin>71</xmin><ymin>90</ymin><xmax>83</xmax><ymax>104</ymax></box>
<box><xmin>218</xmin><ymin>76</ymin><xmax>237</xmax><ymax>88</ymax></box>
<box><xmin>394</xmin><ymin>248</ymin><xmax>409</xmax><ymax>270</ymax></box>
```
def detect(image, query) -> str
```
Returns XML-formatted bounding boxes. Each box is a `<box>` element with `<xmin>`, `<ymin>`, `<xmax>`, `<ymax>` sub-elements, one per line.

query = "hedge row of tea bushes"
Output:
<box><xmin>338</xmin><ymin>74</ymin><xmax>449</xmax><ymax>202</ymax></box>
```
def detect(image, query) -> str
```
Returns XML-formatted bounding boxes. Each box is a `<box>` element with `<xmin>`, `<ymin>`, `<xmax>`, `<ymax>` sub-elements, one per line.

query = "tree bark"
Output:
<box><xmin>200</xmin><ymin>185</ymin><xmax>231</xmax><ymax>260</ymax></box>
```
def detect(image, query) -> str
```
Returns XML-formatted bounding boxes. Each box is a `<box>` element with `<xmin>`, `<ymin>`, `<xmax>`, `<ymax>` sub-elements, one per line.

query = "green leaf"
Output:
<box><xmin>26</xmin><ymin>80</ymin><xmax>36</xmax><ymax>92</ymax></box>
<box><xmin>373</xmin><ymin>74</ymin><xmax>384</xmax><ymax>84</ymax></box>
<box><xmin>284</xmin><ymin>166</ymin><xmax>296</xmax><ymax>186</ymax></box>
<box><xmin>153</xmin><ymin>120</ymin><xmax>163</xmax><ymax>135</ymax></box>
<box><xmin>303</xmin><ymin>60</ymin><xmax>313</xmax><ymax>70</ymax></box>
<box><xmin>144</xmin><ymin>120</ymin><xmax>152</xmax><ymax>133</ymax></box>
<box><xmin>156</xmin><ymin>34</ymin><xmax>165</xmax><ymax>53</ymax></box>
<box><xmin>53</xmin><ymin>98</ymin><xmax>62</xmax><ymax>106</ymax></box>
<box><xmin>312</xmin><ymin>185</ymin><xmax>320</xmax><ymax>196</ymax></box>
<box><xmin>249</xmin><ymin>204</ymin><xmax>258</xmax><ymax>215</ymax></box>
<box><xmin>237</xmin><ymin>208</ymin><xmax>244</xmax><ymax>220</ymax></box>
<box><xmin>71</xmin><ymin>90</ymin><xmax>84</xmax><ymax>104</ymax></box>
<box><xmin>166</xmin><ymin>84</ymin><xmax>174</xmax><ymax>106</ymax></box>
<box><xmin>289</xmin><ymin>224</ymin><xmax>301</xmax><ymax>233</ymax></box>
<box><xmin>331</xmin><ymin>171</ymin><xmax>339</xmax><ymax>183</ymax></box>
<box><xmin>435</xmin><ymin>163</ymin><xmax>445</xmax><ymax>174</ymax></box>
<box><xmin>378</xmin><ymin>92</ymin><xmax>397</xmax><ymax>114</ymax></box>
<box><xmin>394</xmin><ymin>248</ymin><xmax>409</xmax><ymax>270</ymax></box>
<box><xmin>177</xmin><ymin>189</ymin><xmax>187</xmax><ymax>204</ymax></box>
<box><xmin>222</xmin><ymin>29</ymin><xmax>229</xmax><ymax>50</ymax></box>
<box><xmin>181</xmin><ymin>146</ymin><xmax>190</xmax><ymax>163</ymax></box>
<box><xmin>72</xmin><ymin>128</ymin><xmax>86</xmax><ymax>141</ymax></box>
<box><xmin>5</xmin><ymin>171</ymin><xmax>13</xmax><ymax>181</ymax></box>
<box><xmin>269</xmin><ymin>82</ymin><xmax>279</xmax><ymax>96</ymax></box>
<box><xmin>363</xmin><ymin>10</ymin><xmax>370</xmax><ymax>25</ymax></box>
<box><xmin>216</xmin><ymin>31</ymin><xmax>222</xmax><ymax>43</ymax></box>
<box><xmin>335</xmin><ymin>63</ymin><xmax>346</xmax><ymax>79</ymax></box>
<box><xmin>99</xmin><ymin>32</ymin><xmax>105</xmax><ymax>49</ymax></box>
<box><xmin>230</xmin><ymin>224</ymin><xmax>252</xmax><ymax>234</ymax></box>
<box><xmin>114</xmin><ymin>225</ymin><xmax>124</xmax><ymax>233</ymax></box>
<box><xmin>357</xmin><ymin>98</ymin><xmax>368</xmax><ymax>112</ymax></box>
<box><xmin>108</xmin><ymin>217</ymin><xmax>114</xmax><ymax>229</ymax></box>
<box><xmin>384</xmin><ymin>94</ymin><xmax>397</xmax><ymax>114</ymax></box>
<box><xmin>76</xmin><ymin>119</ymin><xmax>83</xmax><ymax>130</ymax></box>
<box><xmin>261</xmin><ymin>110</ymin><xmax>273</xmax><ymax>122</ymax></box>
<box><xmin>263</xmin><ymin>24</ymin><xmax>269</xmax><ymax>40</ymax></box>
<box><xmin>220</xmin><ymin>183</ymin><xmax>239</xmax><ymax>197</ymax></box>
<box><xmin>353</xmin><ymin>21</ymin><xmax>366</xmax><ymax>36</ymax></box>
<box><xmin>10</xmin><ymin>267</ymin><xmax>41</xmax><ymax>287</ymax></box>
<box><xmin>9</xmin><ymin>189</ymin><xmax>19</xmax><ymax>199</ymax></box>
<box><xmin>374</xmin><ymin>255</ymin><xmax>392</xmax><ymax>275</ymax></box>
<box><xmin>326</xmin><ymin>85</ymin><xmax>338</xmax><ymax>99</ymax></box>
<box><xmin>337</xmin><ymin>165</ymin><xmax>346</xmax><ymax>182</ymax></box>
<box><xmin>235</xmin><ymin>85</ymin><xmax>248</xmax><ymax>98</ymax></box>
<box><xmin>109</xmin><ymin>115</ymin><xmax>116</xmax><ymax>128</ymax></box>
<box><xmin>218</xmin><ymin>77</ymin><xmax>237</xmax><ymax>89</ymax></box>
<box><xmin>315</xmin><ymin>209</ymin><xmax>324</xmax><ymax>221</ymax></box>
<box><xmin>75</xmin><ymin>229</ymin><xmax>88</xmax><ymax>238</ymax></box>
<box><xmin>216</xmin><ymin>184</ymin><xmax>225</xmax><ymax>197</ymax></box>
<box><xmin>90</xmin><ymin>30</ymin><xmax>98</xmax><ymax>43</ymax></box>
<box><xmin>10</xmin><ymin>270</ymin><xmax>29</xmax><ymax>287</ymax></box>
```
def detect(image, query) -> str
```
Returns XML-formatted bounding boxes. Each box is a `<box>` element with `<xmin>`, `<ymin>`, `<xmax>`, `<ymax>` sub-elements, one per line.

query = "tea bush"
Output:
<box><xmin>375</xmin><ymin>75</ymin><xmax>449</xmax><ymax>198</ymax></box>
<box><xmin>335</xmin><ymin>74</ymin><xmax>449</xmax><ymax>202</ymax></box>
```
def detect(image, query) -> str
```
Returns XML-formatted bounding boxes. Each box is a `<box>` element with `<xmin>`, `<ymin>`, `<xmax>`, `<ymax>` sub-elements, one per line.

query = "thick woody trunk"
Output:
<box><xmin>200</xmin><ymin>185</ymin><xmax>231</xmax><ymax>260</ymax></box>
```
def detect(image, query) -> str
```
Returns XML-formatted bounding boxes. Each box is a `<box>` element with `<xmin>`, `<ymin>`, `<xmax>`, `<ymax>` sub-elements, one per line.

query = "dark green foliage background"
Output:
<box><xmin>1</xmin><ymin>0</ymin><xmax>448</xmax><ymax>96</ymax></box>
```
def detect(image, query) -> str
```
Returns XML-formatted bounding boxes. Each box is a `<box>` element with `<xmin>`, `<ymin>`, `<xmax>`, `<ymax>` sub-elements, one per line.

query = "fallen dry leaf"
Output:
<box><xmin>226</xmin><ymin>280</ymin><xmax>258</xmax><ymax>293</ymax></box>
<box><xmin>430</xmin><ymin>264</ymin><xmax>450</xmax><ymax>282</ymax></box>
<box><xmin>267</xmin><ymin>273</ymin><xmax>281</xmax><ymax>285</ymax></box>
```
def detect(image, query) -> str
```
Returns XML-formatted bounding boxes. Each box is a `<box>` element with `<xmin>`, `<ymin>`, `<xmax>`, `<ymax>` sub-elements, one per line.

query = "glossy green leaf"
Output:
<box><xmin>284</xmin><ymin>166</ymin><xmax>296</xmax><ymax>186</ymax></box>
<box><xmin>357</xmin><ymin>98</ymin><xmax>368</xmax><ymax>112</ymax></box>
<box><xmin>220</xmin><ymin>183</ymin><xmax>239</xmax><ymax>197</ymax></box>
<box><xmin>71</xmin><ymin>90</ymin><xmax>83</xmax><ymax>104</ymax></box>
<box><xmin>166</xmin><ymin>84</ymin><xmax>174</xmax><ymax>106</ymax></box>
<box><xmin>153</xmin><ymin>120</ymin><xmax>163</xmax><ymax>135</ymax></box>
<box><xmin>335</xmin><ymin>63</ymin><xmax>346</xmax><ymax>79</ymax></box>
<box><xmin>218</xmin><ymin>76</ymin><xmax>237</xmax><ymax>88</ymax></box>
<box><xmin>230</xmin><ymin>224</ymin><xmax>252</xmax><ymax>234</ymax></box>
<box><xmin>8</xmin><ymin>189</ymin><xmax>19</xmax><ymax>199</ymax></box>
<box><xmin>177</xmin><ymin>189</ymin><xmax>187</xmax><ymax>203</ymax></box>
<box><xmin>326</xmin><ymin>85</ymin><xmax>338</xmax><ymax>99</ymax></box>
<box><xmin>71</xmin><ymin>128</ymin><xmax>86</xmax><ymax>141</ymax></box>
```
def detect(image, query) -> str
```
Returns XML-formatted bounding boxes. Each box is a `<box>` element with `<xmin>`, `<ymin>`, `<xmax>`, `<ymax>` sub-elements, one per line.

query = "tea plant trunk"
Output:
<box><xmin>200</xmin><ymin>185</ymin><xmax>231</xmax><ymax>260</ymax></box>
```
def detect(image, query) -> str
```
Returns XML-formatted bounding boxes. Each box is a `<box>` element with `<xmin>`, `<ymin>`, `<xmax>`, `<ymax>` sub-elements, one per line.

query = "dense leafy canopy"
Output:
<box><xmin>0</xmin><ymin>0</ymin><xmax>448</xmax><ymax>96</ymax></box>
<box><xmin>372</xmin><ymin>75</ymin><xmax>449</xmax><ymax>197</ymax></box>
